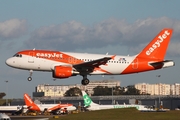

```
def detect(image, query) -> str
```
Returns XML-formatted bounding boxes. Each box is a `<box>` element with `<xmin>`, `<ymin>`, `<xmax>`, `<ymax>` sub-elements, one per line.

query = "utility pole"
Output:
<box><xmin>5</xmin><ymin>80</ymin><xmax>8</xmax><ymax>106</ymax></box>
<box><xmin>54</xmin><ymin>86</ymin><xmax>56</xmax><ymax>104</ymax></box>
<box><xmin>112</xmin><ymin>87</ymin><xmax>113</xmax><ymax>105</ymax></box>
<box><xmin>156</xmin><ymin>75</ymin><xmax>161</xmax><ymax>109</ymax></box>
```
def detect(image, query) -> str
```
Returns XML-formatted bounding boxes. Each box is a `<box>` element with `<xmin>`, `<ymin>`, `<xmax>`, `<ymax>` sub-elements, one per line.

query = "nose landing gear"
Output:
<box><xmin>27</xmin><ymin>70</ymin><xmax>33</xmax><ymax>81</ymax></box>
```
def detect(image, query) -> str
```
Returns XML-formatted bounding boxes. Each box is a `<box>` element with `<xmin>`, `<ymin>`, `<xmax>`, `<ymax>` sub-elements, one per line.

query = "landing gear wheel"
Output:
<box><xmin>27</xmin><ymin>77</ymin><xmax>32</xmax><ymax>81</ymax></box>
<box><xmin>81</xmin><ymin>79</ymin><xmax>89</xmax><ymax>85</ymax></box>
<box><xmin>28</xmin><ymin>70</ymin><xmax>33</xmax><ymax>81</ymax></box>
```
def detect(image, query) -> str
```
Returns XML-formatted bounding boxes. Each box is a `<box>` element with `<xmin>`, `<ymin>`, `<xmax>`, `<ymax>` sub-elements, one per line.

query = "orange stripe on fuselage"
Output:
<box><xmin>48</xmin><ymin>104</ymin><xmax>60</xmax><ymax>111</ymax></box>
<box><xmin>48</xmin><ymin>104</ymin><xmax>73</xmax><ymax>111</ymax></box>
<box><xmin>122</xmin><ymin>57</ymin><xmax>162</xmax><ymax>74</ymax></box>
<box><xmin>18</xmin><ymin>50</ymin><xmax>84</xmax><ymax>65</ymax></box>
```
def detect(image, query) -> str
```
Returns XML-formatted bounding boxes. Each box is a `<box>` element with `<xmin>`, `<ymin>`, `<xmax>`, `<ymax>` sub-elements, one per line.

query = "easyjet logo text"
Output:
<box><xmin>36</xmin><ymin>53</ymin><xmax>63</xmax><ymax>58</ymax></box>
<box><xmin>146</xmin><ymin>30</ymin><xmax>170</xmax><ymax>56</ymax></box>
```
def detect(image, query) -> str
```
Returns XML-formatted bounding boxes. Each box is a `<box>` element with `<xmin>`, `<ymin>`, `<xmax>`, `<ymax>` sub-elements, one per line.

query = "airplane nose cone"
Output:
<box><xmin>5</xmin><ymin>58</ymin><xmax>13</xmax><ymax>67</ymax></box>
<box><xmin>71</xmin><ymin>106</ymin><xmax>76</xmax><ymax>110</ymax></box>
<box><xmin>6</xmin><ymin>58</ymin><xmax>10</xmax><ymax>66</ymax></box>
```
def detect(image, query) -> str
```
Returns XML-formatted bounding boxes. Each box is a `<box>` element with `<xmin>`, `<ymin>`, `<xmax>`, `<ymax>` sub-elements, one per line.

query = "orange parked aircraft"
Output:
<box><xmin>24</xmin><ymin>93</ymin><xmax>76</xmax><ymax>114</ymax></box>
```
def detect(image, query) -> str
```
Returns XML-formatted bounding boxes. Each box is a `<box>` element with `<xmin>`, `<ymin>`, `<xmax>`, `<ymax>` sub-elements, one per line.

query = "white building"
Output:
<box><xmin>135</xmin><ymin>83</ymin><xmax>175</xmax><ymax>95</ymax></box>
<box><xmin>83</xmin><ymin>80</ymin><xmax>120</xmax><ymax>95</ymax></box>
<box><xmin>36</xmin><ymin>82</ymin><xmax>180</xmax><ymax>96</ymax></box>
<box><xmin>36</xmin><ymin>84</ymin><xmax>82</xmax><ymax>97</ymax></box>
<box><xmin>35</xmin><ymin>80</ymin><xmax>120</xmax><ymax>97</ymax></box>
<box><xmin>169</xmin><ymin>83</ymin><xmax>180</xmax><ymax>95</ymax></box>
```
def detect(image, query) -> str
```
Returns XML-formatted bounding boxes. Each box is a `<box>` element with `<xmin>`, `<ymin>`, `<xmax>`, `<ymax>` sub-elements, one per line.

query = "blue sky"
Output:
<box><xmin>0</xmin><ymin>0</ymin><xmax>180</xmax><ymax>98</ymax></box>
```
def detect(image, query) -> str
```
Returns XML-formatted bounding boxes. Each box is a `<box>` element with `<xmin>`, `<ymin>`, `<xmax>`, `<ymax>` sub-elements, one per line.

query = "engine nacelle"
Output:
<box><xmin>53</xmin><ymin>66</ymin><xmax>74</xmax><ymax>78</ymax></box>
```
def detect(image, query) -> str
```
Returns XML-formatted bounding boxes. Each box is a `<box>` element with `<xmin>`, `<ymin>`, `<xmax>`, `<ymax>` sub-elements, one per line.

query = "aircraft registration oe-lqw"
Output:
<box><xmin>82</xmin><ymin>91</ymin><xmax>151</xmax><ymax>111</ymax></box>
<box><xmin>24</xmin><ymin>93</ymin><xmax>76</xmax><ymax>115</ymax></box>
<box><xmin>6</xmin><ymin>28</ymin><xmax>174</xmax><ymax>85</ymax></box>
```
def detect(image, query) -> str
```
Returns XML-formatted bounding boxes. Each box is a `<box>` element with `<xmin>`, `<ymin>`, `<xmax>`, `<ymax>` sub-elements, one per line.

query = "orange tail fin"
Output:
<box><xmin>137</xmin><ymin>28</ymin><xmax>173</xmax><ymax>60</ymax></box>
<box><xmin>24</xmin><ymin>93</ymin><xmax>35</xmax><ymax>106</ymax></box>
<box><xmin>24</xmin><ymin>93</ymin><xmax>40</xmax><ymax>111</ymax></box>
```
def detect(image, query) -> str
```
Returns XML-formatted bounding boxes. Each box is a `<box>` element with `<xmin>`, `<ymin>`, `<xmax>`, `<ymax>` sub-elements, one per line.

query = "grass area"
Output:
<box><xmin>0</xmin><ymin>99</ymin><xmax>12</xmax><ymax>105</ymax></box>
<box><xmin>0</xmin><ymin>99</ymin><xmax>6</xmax><ymax>105</ymax></box>
<box><xmin>49</xmin><ymin>108</ymin><xmax>180</xmax><ymax>120</ymax></box>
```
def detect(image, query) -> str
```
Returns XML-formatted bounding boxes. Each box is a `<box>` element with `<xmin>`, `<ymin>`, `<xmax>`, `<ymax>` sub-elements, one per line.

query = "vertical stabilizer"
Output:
<box><xmin>24</xmin><ymin>93</ymin><xmax>34</xmax><ymax>106</ymax></box>
<box><xmin>82</xmin><ymin>91</ymin><xmax>98</xmax><ymax>107</ymax></box>
<box><xmin>24</xmin><ymin>93</ymin><xmax>40</xmax><ymax>111</ymax></box>
<box><xmin>137</xmin><ymin>28</ymin><xmax>173</xmax><ymax>60</ymax></box>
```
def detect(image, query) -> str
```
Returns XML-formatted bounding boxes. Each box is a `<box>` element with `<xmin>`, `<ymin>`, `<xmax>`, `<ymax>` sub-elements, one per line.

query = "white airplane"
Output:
<box><xmin>82</xmin><ymin>91</ymin><xmax>151</xmax><ymax>111</ymax></box>
<box><xmin>24</xmin><ymin>93</ymin><xmax>76</xmax><ymax>114</ymax></box>
<box><xmin>6</xmin><ymin>28</ymin><xmax>174</xmax><ymax>85</ymax></box>
<box><xmin>0</xmin><ymin>105</ymin><xmax>28</xmax><ymax>115</ymax></box>
<box><xmin>0</xmin><ymin>113</ymin><xmax>11</xmax><ymax>120</ymax></box>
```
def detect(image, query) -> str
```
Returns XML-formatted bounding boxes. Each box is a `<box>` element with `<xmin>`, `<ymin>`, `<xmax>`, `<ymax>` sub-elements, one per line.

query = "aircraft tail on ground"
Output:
<box><xmin>82</xmin><ymin>91</ymin><xmax>99</xmax><ymax>107</ymax></box>
<box><xmin>24</xmin><ymin>93</ymin><xmax>40</xmax><ymax>111</ymax></box>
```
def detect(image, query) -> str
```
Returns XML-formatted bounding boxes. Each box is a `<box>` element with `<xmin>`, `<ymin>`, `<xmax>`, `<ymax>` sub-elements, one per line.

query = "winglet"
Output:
<box><xmin>111</xmin><ymin>55</ymin><xmax>116</xmax><ymax>60</ymax></box>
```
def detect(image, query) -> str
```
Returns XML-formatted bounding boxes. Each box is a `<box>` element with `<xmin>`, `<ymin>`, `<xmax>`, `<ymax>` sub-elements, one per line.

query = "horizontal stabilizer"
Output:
<box><xmin>149</xmin><ymin>60</ymin><xmax>175</xmax><ymax>69</ymax></box>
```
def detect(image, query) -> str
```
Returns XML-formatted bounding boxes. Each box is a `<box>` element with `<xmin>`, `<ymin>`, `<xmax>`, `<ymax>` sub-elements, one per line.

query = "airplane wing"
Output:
<box><xmin>73</xmin><ymin>55</ymin><xmax>115</xmax><ymax>73</ymax></box>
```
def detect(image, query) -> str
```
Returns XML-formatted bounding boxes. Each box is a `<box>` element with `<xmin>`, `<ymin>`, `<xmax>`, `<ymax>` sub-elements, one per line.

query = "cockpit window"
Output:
<box><xmin>13</xmin><ymin>54</ymin><xmax>22</xmax><ymax>57</ymax></box>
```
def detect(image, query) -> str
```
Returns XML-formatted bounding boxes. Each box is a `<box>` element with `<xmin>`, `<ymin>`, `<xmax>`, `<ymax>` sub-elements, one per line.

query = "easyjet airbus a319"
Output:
<box><xmin>6</xmin><ymin>28</ymin><xmax>174</xmax><ymax>85</ymax></box>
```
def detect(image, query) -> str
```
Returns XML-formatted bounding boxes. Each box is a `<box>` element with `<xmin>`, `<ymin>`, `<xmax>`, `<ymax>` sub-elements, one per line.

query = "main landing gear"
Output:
<box><xmin>81</xmin><ymin>75</ymin><xmax>90</xmax><ymax>85</ymax></box>
<box><xmin>27</xmin><ymin>70</ymin><xmax>33</xmax><ymax>81</ymax></box>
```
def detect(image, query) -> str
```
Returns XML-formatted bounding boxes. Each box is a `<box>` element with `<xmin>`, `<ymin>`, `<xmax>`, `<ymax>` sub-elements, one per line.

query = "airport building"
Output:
<box><xmin>135</xmin><ymin>83</ymin><xmax>180</xmax><ymax>95</ymax></box>
<box><xmin>35</xmin><ymin>84</ymin><xmax>82</xmax><ymax>97</ymax></box>
<box><xmin>83</xmin><ymin>80</ymin><xmax>120</xmax><ymax>95</ymax></box>
<box><xmin>34</xmin><ymin>81</ymin><xmax>180</xmax><ymax>97</ymax></box>
<box><xmin>34</xmin><ymin>80</ymin><xmax>120</xmax><ymax>97</ymax></box>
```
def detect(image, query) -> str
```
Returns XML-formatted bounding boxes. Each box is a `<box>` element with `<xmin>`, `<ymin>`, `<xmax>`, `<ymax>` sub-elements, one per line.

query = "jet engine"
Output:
<box><xmin>53</xmin><ymin>66</ymin><xmax>75</xmax><ymax>78</ymax></box>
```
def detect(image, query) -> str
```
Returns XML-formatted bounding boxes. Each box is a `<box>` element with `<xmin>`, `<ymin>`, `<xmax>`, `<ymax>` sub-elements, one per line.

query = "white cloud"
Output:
<box><xmin>0</xmin><ymin>19</ymin><xmax>28</xmax><ymax>39</ymax></box>
<box><xmin>24</xmin><ymin>17</ymin><xmax>180</xmax><ymax>56</ymax></box>
<box><xmin>168</xmin><ymin>42</ymin><xmax>180</xmax><ymax>56</ymax></box>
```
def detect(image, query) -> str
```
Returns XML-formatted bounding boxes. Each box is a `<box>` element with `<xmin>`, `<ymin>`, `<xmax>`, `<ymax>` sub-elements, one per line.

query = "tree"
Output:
<box><xmin>113</xmin><ymin>86</ymin><xmax>125</xmax><ymax>95</ymax></box>
<box><xmin>124</xmin><ymin>85</ymin><xmax>140</xmax><ymax>95</ymax></box>
<box><xmin>0</xmin><ymin>93</ymin><xmax>6</xmax><ymax>99</ymax></box>
<box><xmin>92</xmin><ymin>86</ymin><xmax>112</xmax><ymax>96</ymax></box>
<box><xmin>64</xmin><ymin>87</ymin><xmax>82</xmax><ymax>96</ymax></box>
